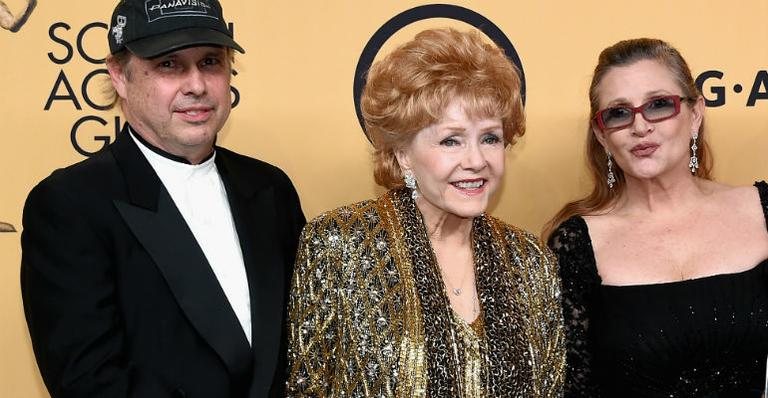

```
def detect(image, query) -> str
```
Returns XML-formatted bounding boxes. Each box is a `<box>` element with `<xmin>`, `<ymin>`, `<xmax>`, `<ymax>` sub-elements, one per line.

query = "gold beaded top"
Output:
<box><xmin>286</xmin><ymin>189</ymin><xmax>565</xmax><ymax>397</ymax></box>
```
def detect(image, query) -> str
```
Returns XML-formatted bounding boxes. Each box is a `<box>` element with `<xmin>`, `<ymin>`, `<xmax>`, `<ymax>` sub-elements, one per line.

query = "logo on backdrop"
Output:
<box><xmin>352</xmin><ymin>5</ymin><xmax>768</xmax><ymax>140</ymax></box>
<box><xmin>1</xmin><ymin>0</ymin><xmax>37</xmax><ymax>231</ymax></box>
<box><xmin>696</xmin><ymin>70</ymin><xmax>768</xmax><ymax>107</ymax></box>
<box><xmin>352</xmin><ymin>4</ymin><xmax>526</xmax><ymax>140</ymax></box>
<box><xmin>43</xmin><ymin>21</ymin><xmax>241</xmax><ymax>157</ymax></box>
<box><xmin>0</xmin><ymin>221</ymin><xmax>16</xmax><ymax>233</ymax></box>
<box><xmin>0</xmin><ymin>0</ymin><xmax>36</xmax><ymax>32</ymax></box>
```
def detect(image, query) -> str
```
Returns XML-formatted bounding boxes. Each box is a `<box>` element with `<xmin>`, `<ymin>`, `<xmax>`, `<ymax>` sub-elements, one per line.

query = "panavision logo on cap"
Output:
<box><xmin>144</xmin><ymin>0</ymin><xmax>215</xmax><ymax>22</ymax></box>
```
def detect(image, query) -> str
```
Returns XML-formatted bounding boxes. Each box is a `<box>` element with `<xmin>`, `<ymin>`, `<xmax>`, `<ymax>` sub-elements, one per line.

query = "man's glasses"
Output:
<box><xmin>593</xmin><ymin>95</ymin><xmax>691</xmax><ymax>131</ymax></box>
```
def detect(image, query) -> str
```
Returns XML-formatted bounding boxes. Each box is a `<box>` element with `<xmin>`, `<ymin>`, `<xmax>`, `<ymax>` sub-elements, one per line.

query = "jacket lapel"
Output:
<box><xmin>216</xmin><ymin>152</ymin><xmax>286</xmax><ymax>395</ymax></box>
<box><xmin>110</xmin><ymin>131</ymin><xmax>252</xmax><ymax>379</ymax></box>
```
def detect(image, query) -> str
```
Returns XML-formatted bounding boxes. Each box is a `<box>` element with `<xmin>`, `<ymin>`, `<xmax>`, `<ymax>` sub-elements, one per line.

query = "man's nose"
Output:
<box><xmin>182</xmin><ymin>68</ymin><xmax>206</xmax><ymax>96</ymax></box>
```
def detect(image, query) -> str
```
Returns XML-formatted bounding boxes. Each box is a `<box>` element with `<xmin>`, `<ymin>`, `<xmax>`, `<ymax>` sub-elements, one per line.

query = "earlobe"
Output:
<box><xmin>592</xmin><ymin>122</ymin><xmax>607</xmax><ymax>148</ymax></box>
<box><xmin>394</xmin><ymin>149</ymin><xmax>410</xmax><ymax>170</ymax></box>
<box><xmin>691</xmin><ymin>96</ymin><xmax>705</xmax><ymax>131</ymax></box>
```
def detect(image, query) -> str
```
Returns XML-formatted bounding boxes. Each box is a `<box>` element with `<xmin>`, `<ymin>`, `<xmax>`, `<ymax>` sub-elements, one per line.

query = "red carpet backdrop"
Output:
<box><xmin>1</xmin><ymin>1</ymin><xmax>766</xmax><ymax>396</ymax></box>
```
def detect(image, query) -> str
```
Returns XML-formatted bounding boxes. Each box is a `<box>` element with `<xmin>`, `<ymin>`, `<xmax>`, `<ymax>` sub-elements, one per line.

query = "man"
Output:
<box><xmin>21</xmin><ymin>0</ymin><xmax>305</xmax><ymax>396</ymax></box>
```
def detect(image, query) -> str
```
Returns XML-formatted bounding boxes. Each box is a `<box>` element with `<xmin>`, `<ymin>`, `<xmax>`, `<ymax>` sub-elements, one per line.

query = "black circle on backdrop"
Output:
<box><xmin>353</xmin><ymin>4</ymin><xmax>525</xmax><ymax>140</ymax></box>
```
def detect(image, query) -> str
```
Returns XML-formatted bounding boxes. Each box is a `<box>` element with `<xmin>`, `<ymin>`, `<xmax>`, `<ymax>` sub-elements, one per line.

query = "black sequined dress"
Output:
<box><xmin>549</xmin><ymin>181</ymin><xmax>768</xmax><ymax>398</ymax></box>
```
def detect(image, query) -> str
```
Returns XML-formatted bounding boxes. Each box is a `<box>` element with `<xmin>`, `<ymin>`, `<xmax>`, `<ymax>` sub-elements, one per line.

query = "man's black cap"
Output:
<box><xmin>108</xmin><ymin>0</ymin><xmax>245</xmax><ymax>58</ymax></box>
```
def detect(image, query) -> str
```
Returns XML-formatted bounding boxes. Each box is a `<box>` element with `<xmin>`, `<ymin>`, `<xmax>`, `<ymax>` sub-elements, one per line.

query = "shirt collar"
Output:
<box><xmin>128</xmin><ymin>126</ymin><xmax>215</xmax><ymax>165</ymax></box>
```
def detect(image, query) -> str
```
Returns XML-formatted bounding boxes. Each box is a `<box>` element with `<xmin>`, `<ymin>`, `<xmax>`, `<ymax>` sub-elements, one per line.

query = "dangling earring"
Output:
<box><xmin>606</xmin><ymin>151</ymin><xmax>616</xmax><ymax>189</ymax></box>
<box><xmin>403</xmin><ymin>170</ymin><xmax>419</xmax><ymax>200</ymax></box>
<box><xmin>688</xmin><ymin>132</ymin><xmax>699</xmax><ymax>174</ymax></box>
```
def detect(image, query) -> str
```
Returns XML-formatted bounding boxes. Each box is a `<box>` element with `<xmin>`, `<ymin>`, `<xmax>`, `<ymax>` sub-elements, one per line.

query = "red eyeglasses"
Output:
<box><xmin>593</xmin><ymin>95</ymin><xmax>691</xmax><ymax>131</ymax></box>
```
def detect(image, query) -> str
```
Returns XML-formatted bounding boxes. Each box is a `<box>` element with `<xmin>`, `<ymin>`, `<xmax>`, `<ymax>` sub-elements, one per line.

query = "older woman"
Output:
<box><xmin>286</xmin><ymin>28</ymin><xmax>565</xmax><ymax>397</ymax></box>
<box><xmin>546</xmin><ymin>38</ymin><xmax>768</xmax><ymax>397</ymax></box>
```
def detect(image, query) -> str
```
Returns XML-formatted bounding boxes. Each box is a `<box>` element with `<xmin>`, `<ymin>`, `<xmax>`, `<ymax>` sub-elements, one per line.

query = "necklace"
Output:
<box><xmin>439</xmin><ymin>257</ymin><xmax>474</xmax><ymax>296</ymax></box>
<box><xmin>446</xmin><ymin>268</ymin><xmax>474</xmax><ymax>296</ymax></box>
<box><xmin>469</xmin><ymin>291</ymin><xmax>480</xmax><ymax>317</ymax></box>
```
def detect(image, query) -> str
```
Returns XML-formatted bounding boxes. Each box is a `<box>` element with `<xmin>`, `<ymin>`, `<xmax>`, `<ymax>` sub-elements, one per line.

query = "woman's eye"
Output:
<box><xmin>601</xmin><ymin>107</ymin><xmax>631</xmax><ymax>125</ymax></box>
<box><xmin>440</xmin><ymin>137</ymin><xmax>460</xmax><ymax>147</ymax></box>
<box><xmin>606</xmin><ymin>107</ymin><xmax>630</xmax><ymax>119</ymax></box>
<box><xmin>648</xmin><ymin>97</ymin><xmax>674</xmax><ymax>109</ymax></box>
<box><xmin>482</xmin><ymin>133</ymin><xmax>502</xmax><ymax>145</ymax></box>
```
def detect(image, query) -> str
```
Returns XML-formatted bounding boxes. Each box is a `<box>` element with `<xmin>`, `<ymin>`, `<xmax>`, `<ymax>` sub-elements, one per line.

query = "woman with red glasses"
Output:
<box><xmin>544</xmin><ymin>38</ymin><xmax>768</xmax><ymax>397</ymax></box>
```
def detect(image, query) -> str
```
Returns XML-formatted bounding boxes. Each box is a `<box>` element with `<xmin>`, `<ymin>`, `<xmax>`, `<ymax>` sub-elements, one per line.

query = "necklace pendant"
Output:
<box><xmin>452</xmin><ymin>288</ymin><xmax>462</xmax><ymax>296</ymax></box>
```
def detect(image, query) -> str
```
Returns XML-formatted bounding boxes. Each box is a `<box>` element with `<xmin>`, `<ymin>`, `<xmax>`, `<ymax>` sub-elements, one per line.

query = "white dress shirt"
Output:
<box><xmin>130</xmin><ymin>131</ymin><xmax>252</xmax><ymax>345</ymax></box>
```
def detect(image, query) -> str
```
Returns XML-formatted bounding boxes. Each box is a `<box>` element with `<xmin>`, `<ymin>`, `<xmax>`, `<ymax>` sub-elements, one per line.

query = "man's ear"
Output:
<box><xmin>106</xmin><ymin>56</ymin><xmax>130</xmax><ymax>100</ymax></box>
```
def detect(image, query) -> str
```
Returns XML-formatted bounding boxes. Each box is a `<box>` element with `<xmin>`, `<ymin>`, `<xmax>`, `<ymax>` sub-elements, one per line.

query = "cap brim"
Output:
<box><xmin>126</xmin><ymin>27</ymin><xmax>245</xmax><ymax>58</ymax></box>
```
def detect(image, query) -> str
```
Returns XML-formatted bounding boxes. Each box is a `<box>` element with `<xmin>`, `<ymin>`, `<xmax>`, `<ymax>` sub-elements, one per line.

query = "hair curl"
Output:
<box><xmin>361</xmin><ymin>28</ymin><xmax>525</xmax><ymax>189</ymax></box>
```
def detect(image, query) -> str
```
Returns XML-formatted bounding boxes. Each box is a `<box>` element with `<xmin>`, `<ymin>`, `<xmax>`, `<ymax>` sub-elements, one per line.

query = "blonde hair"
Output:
<box><xmin>361</xmin><ymin>28</ymin><xmax>525</xmax><ymax>189</ymax></box>
<box><xmin>543</xmin><ymin>38</ymin><xmax>713</xmax><ymax>239</ymax></box>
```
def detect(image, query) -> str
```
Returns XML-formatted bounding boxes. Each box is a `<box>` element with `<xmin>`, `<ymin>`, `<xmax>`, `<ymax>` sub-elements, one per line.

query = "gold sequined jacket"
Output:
<box><xmin>286</xmin><ymin>189</ymin><xmax>565</xmax><ymax>397</ymax></box>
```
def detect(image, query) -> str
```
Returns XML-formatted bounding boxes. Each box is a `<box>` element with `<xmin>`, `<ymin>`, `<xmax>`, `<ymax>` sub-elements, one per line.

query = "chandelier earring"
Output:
<box><xmin>688</xmin><ymin>131</ymin><xmax>699</xmax><ymax>174</ymax></box>
<box><xmin>403</xmin><ymin>170</ymin><xmax>419</xmax><ymax>200</ymax></box>
<box><xmin>606</xmin><ymin>151</ymin><xmax>616</xmax><ymax>189</ymax></box>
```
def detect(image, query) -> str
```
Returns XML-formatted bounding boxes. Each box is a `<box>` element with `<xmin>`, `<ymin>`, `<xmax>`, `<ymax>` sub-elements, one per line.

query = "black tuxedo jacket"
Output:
<box><xmin>21</xmin><ymin>131</ymin><xmax>305</xmax><ymax>397</ymax></box>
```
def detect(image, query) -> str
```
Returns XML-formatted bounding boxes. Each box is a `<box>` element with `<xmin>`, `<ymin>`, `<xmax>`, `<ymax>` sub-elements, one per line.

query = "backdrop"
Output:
<box><xmin>1</xmin><ymin>0</ymin><xmax>766</xmax><ymax>396</ymax></box>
